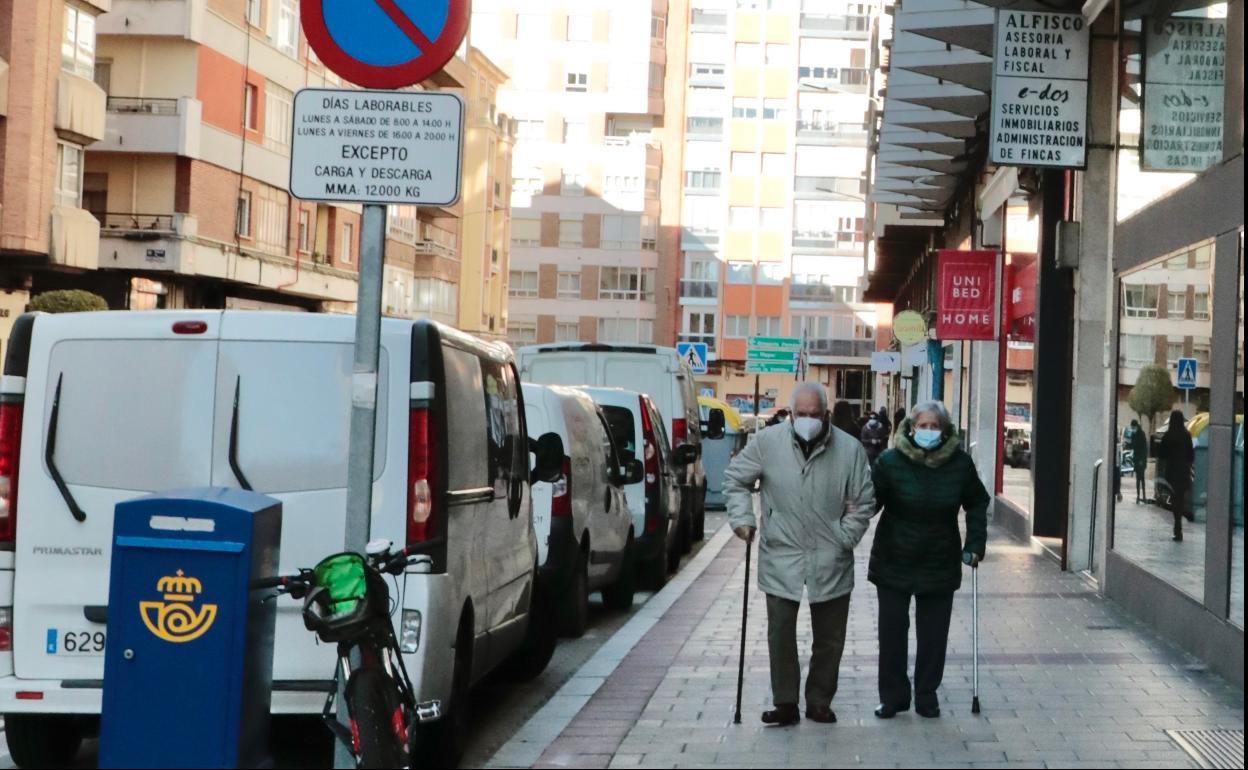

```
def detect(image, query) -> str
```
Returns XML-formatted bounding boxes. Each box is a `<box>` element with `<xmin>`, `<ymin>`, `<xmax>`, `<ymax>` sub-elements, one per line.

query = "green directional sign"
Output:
<box><xmin>746</xmin><ymin>348</ymin><xmax>799</xmax><ymax>362</ymax></box>
<box><xmin>746</xmin><ymin>360</ymin><xmax>798</xmax><ymax>374</ymax></box>
<box><xmin>747</xmin><ymin>335</ymin><xmax>802</xmax><ymax>351</ymax></box>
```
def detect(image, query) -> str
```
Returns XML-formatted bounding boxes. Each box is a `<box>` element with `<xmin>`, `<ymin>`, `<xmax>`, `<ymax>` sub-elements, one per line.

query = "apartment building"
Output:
<box><xmin>470</xmin><ymin>1</ymin><xmax>670</xmax><ymax>348</ymax></box>
<box><xmin>1</xmin><ymin>0</ymin><xmax>514</xmax><ymax>347</ymax></box>
<box><xmin>0</xmin><ymin>0</ymin><xmax>110</xmax><ymax>356</ymax></box>
<box><xmin>673</xmin><ymin>0</ymin><xmax>882</xmax><ymax>413</ymax></box>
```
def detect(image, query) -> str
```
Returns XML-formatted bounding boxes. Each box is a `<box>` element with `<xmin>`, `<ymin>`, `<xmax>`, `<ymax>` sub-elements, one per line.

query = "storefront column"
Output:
<box><xmin>968</xmin><ymin>337</ymin><xmax>1002</xmax><ymax>497</ymax></box>
<box><xmin>1066</xmin><ymin>11</ymin><xmax>1120</xmax><ymax>574</ymax></box>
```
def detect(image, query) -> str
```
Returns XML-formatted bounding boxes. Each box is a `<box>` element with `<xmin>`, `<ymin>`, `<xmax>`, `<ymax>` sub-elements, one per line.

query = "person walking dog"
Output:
<box><xmin>724</xmin><ymin>382</ymin><xmax>876</xmax><ymax>727</ymax></box>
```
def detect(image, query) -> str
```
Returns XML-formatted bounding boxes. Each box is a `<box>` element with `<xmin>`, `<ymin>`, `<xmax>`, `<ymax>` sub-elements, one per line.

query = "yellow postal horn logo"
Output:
<box><xmin>139</xmin><ymin>569</ymin><xmax>217</xmax><ymax>643</ymax></box>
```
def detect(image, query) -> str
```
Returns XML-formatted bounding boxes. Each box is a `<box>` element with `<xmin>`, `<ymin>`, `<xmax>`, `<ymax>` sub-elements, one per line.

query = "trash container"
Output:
<box><xmin>98</xmin><ymin>488</ymin><xmax>282</xmax><ymax>769</ymax></box>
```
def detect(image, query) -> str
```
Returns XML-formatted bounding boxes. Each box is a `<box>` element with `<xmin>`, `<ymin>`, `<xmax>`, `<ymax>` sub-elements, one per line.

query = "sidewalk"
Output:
<box><xmin>488</xmin><ymin>520</ymin><xmax>1245</xmax><ymax>769</ymax></box>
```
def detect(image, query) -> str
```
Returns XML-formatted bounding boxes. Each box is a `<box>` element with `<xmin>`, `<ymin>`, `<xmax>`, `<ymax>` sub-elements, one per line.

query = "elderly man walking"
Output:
<box><xmin>724</xmin><ymin>382</ymin><xmax>876</xmax><ymax>726</ymax></box>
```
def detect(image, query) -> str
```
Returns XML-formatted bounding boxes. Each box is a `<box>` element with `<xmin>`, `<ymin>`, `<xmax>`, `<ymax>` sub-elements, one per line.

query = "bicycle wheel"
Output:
<box><xmin>345</xmin><ymin>662</ymin><xmax>408</xmax><ymax>769</ymax></box>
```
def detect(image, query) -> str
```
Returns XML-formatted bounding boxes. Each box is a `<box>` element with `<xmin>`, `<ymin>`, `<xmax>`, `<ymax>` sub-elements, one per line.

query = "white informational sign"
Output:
<box><xmin>871</xmin><ymin>351</ymin><xmax>902</xmax><ymax>373</ymax></box>
<box><xmin>1142</xmin><ymin>18</ymin><xmax>1226</xmax><ymax>172</ymax></box>
<box><xmin>902</xmin><ymin>343</ymin><xmax>928</xmax><ymax>369</ymax></box>
<box><xmin>289</xmin><ymin>88</ymin><xmax>464</xmax><ymax>205</ymax></box>
<box><xmin>990</xmin><ymin>11</ymin><xmax>1090</xmax><ymax>168</ymax></box>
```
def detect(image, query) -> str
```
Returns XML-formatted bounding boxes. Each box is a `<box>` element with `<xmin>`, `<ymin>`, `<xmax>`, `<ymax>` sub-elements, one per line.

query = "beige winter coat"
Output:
<box><xmin>725</xmin><ymin>421</ymin><xmax>876</xmax><ymax>603</ymax></box>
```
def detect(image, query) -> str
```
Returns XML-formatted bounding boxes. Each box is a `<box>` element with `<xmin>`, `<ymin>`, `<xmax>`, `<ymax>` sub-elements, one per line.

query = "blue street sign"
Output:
<box><xmin>1175</xmin><ymin>357</ymin><xmax>1198</xmax><ymax>390</ymax></box>
<box><xmin>677</xmin><ymin>342</ymin><xmax>709</xmax><ymax>375</ymax></box>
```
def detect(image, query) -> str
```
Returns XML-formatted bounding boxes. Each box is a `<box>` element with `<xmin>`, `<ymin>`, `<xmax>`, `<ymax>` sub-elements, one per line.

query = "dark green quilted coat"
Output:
<box><xmin>868</xmin><ymin>419</ymin><xmax>990</xmax><ymax>594</ymax></box>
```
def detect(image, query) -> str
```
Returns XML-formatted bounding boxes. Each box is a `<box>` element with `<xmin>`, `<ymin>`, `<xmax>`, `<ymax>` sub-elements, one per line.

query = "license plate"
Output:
<box><xmin>46</xmin><ymin>628</ymin><xmax>106</xmax><ymax>656</ymax></box>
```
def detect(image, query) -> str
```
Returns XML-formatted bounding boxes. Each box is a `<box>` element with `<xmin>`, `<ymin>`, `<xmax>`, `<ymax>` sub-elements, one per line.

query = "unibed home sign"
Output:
<box><xmin>1141</xmin><ymin>17</ymin><xmax>1227</xmax><ymax>172</ymax></box>
<box><xmin>990</xmin><ymin>11</ymin><xmax>1091</xmax><ymax>169</ymax></box>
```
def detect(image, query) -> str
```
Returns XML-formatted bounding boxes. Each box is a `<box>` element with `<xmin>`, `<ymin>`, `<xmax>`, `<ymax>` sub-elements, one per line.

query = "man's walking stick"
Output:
<box><xmin>733</xmin><ymin>535</ymin><xmax>752</xmax><ymax>725</ymax></box>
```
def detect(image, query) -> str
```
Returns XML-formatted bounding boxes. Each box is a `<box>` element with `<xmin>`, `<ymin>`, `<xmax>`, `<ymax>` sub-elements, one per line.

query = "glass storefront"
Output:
<box><xmin>1112</xmin><ymin>242</ymin><xmax>1215</xmax><ymax>601</ymax></box>
<box><xmin>1232</xmin><ymin>239</ymin><xmax>1244</xmax><ymax>628</ymax></box>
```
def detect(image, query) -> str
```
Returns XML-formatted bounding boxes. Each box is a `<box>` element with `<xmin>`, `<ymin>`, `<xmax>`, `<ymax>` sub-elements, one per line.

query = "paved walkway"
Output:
<box><xmin>488</xmin><ymin>519</ymin><xmax>1245</xmax><ymax>769</ymax></box>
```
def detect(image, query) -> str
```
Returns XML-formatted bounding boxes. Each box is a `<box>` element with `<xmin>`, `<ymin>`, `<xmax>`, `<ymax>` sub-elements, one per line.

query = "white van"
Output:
<box><xmin>576</xmin><ymin>387</ymin><xmax>688</xmax><ymax>589</ymax></box>
<box><xmin>0</xmin><ymin>311</ymin><xmax>558</xmax><ymax>768</ymax></box>
<box><xmin>516</xmin><ymin>344</ymin><xmax>720</xmax><ymax>550</ymax></box>
<box><xmin>522</xmin><ymin>384</ymin><xmax>642</xmax><ymax>636</ymax></box>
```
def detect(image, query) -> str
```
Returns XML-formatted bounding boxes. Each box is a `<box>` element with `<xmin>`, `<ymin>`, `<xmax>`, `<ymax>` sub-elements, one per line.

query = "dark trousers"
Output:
<box><xmin>765</xmin><ymin>593</ymin><xmax>850</xmax><ymax>709</ymax></box>
<box><xmin>876</xmin><ymin>585</ymin><xmax>955</xmax><ymax>710</ymax></box>
<box><xmin>1134</xmin><ymin>466</ymin><xmax>1147</xmax><ymax>501</ymax></box>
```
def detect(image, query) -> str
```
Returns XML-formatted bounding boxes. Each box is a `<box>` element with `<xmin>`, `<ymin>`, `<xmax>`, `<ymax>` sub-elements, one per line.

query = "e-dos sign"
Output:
<box><xmin>990</xmin><ymin>11</ymin><xmax>1090</xmax><ymax>169</ymax></box>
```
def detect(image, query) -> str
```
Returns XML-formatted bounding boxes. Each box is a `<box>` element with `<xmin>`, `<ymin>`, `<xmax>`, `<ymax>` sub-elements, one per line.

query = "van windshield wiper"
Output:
<box><xmin>229</xmin><ymin>376</ymin><xmax>253</xmax><ymax>491</ymax></box>
<box><xmin>46</xmin><ymin>374</ymin><xmax>86</xmax><ymax>523</ymax></box>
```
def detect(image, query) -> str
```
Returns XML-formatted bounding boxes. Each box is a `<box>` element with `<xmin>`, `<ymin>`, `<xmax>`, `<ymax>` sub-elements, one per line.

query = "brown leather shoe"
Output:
<box><xmin>805</xmin><ymin>705</ymin><xmax>837</xmax><ymax>723</ymax></box>
<box><xmin>761</xmin><ymin>704</ymin><xmax>800</xmax><ymax>726</ymax></box>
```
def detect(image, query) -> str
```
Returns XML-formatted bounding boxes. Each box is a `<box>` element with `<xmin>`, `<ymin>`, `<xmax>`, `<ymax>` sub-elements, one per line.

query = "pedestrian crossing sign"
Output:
<box><xmin>677</xmin><ymin>342</ymin><xmax>709</xmax><ymax>375</ymax></box>
<box><xmin>1176</xmin><ymin>357</ymin><xmax>1198</xmax><ymax>390</ymax></box>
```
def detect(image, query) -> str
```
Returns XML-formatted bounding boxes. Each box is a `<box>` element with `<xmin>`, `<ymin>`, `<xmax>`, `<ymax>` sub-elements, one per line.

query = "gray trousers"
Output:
<box><xmin>765</xmin><ymin>593</ymin><xmax>851</xmax><ymax>708</ymax></box>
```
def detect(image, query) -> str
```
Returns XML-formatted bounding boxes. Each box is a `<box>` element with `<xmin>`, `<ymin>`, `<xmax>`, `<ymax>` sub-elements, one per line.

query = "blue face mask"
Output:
<box><xmin>914</xmin><ymin>428</ymin><xmax>943</xmax><ymax>450</ymax></box>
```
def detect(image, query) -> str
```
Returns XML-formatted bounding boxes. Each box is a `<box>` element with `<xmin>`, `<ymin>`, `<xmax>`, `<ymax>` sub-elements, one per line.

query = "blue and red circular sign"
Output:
<box><xmin>301</xmin><ymin>0</ymin><xmax>469</xmax><ymax>89</ymax></box>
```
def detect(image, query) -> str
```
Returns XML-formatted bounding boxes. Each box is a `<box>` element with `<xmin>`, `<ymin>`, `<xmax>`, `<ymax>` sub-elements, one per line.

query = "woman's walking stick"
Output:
<box><xmin>733</xmin><ymin>535</ymin><xmax>752</xmax><ymax>725</ymax></box>
<box><xmin>971</xmin><ymin>560</ymin><xmax>981</xmax><ymax>715</ymax></box>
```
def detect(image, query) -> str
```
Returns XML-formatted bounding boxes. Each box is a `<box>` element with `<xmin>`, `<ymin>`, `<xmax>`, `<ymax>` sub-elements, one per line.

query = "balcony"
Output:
<box><xmin>680</xmin><ymin>228</ymin><xmax>720</xmax><ymax>251</ymax></box>
<box><xmin>96</xmin><ymin>211</ymin><xmax>195</xmax><ymax>271</ymax></box>
<box><xmin>792</xmin><ymin>231</ymin><xmax>863</xmax><ymax>252</ymax></box>
<box><xmin>686</xmin><ymin>117</ymin><xmax>725</xmax><ymax>141</ymax></box>
<box><xmin>97</xmin><ymin>0</ymin><xmax>206</xmax><ymax>40</ymax></box>
<box><xmin>414</xmin><ymin>239</ymin><xmax>458</xmax><ymax>260</ymax></box>
<box><xmin>680</xmin><ymin>280</ymin><xmax>719</xmax><ymax>301</ymax></box>
<box><xmin>97</xmin><ymin>96</ymin><xmax>203</xmax><ymax>156</ymax></box>
<box><xmin>55</xmin><ymin>71</ymin><xmax>106</xmax><ymax>144</ymax></box>
<box><xmin>690</xmin><ymin>8</ymin><xmax>728</xmax><ymax>31</ymax></box>
<box><xmin>794</xmin><ymin>176</ymin><xmax>865</xmax><ymax>201</ymax></box>
<box><xmin>799</xmin><ymin>13</ymin><xmax>870</xmax><ymax>38</ymax></box>
<box><xmin>790</xmin><ymin>283</ymin><xmax>858</xmax><ymax>303</ymax></box>
<box><xmin>50</xmin><ymin>205</ymin><xmax>101</xmax><ymax>269</ymax></box>
<box><xmin>797</xmin><ymin>67</ymin><xmax>870</xmax><ymax>94</ymax></box>
<box><xmin>795</xmin><ymin>119</ymin><xmax>869</xmax><ymax>145</ymax></box>
<box><xmin>805</xmin><ymin>338</ymin><xmax>875</xmax><ymax>357</ymax></box>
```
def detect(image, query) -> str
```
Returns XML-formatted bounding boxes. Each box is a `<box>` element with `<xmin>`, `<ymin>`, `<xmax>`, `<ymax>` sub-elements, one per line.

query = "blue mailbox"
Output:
<box><xmin>99</xmin><ymin>488</ymin><xmax>281</xmax><ymax>769</ymax></box>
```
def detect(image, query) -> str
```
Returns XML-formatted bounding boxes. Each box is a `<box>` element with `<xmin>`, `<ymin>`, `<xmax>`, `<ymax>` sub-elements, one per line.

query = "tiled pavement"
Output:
<box><xmin>488</xmin><ymin>519</ymin><xmax>1245</xmax><ymax>769</ymax></box>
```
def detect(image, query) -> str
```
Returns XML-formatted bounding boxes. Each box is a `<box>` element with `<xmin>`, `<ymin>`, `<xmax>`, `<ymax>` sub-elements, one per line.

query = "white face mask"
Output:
<box><xmin>793</xmin><ymin>416</ymin><xmax>824</xmax><ymax>441</ymax></box>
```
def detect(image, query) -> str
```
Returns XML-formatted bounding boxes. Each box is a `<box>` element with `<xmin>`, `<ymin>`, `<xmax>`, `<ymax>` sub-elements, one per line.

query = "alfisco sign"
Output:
<box><xmin>990</xmin><ymin>11</ymin><xmax>1090</xmax><ymax>169</ymax></box>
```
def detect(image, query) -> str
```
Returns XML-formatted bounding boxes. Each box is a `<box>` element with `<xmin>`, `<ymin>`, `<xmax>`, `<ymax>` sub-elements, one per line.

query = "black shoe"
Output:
<box><xmin>761</xmin><ymin>704</ymin><xmax>800</xmax><ymax>726</ymax></box>
<box><xmin>916</xmin><ymin>704</ymin><xmax>941</xmax><ymax>718</ymax></box>
<box><xmin>874</xmin><ymin>703</ymin><xmax>910</xmax><ymax>719</ymax></box>
<box><xmin>1184</xmin><ymin>511</ymin><xmax>1195</xmax><ymax>522</ymax></box>
<box><xmin>1173</xmin><ymin>531</ymin><xmax>1183</xmax><ymax>542</ymax></box>
<box><xmin>805</xmin><ymin>705</ymin><xmax>837</xmax><ymax>723</ymax></box>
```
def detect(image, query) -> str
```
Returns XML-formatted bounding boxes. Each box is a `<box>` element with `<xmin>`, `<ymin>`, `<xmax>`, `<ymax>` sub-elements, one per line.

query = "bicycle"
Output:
<box><xmin>253</xmin><ymin>540</ymin><xmax>433</xmax><ymax>769</ymax></box>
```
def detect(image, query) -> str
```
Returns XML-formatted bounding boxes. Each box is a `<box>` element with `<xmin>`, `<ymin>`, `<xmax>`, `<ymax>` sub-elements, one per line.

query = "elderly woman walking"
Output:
<box><xmin>869</xmin><ymin>401</ymin><xmax>989</xmax><ymax>719</ymax></box>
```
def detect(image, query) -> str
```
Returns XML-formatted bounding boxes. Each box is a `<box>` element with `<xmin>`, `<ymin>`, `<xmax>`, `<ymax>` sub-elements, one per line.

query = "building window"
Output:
<box><xmin>61</xmin><ymin>3</ymin><xmax>96</xmax><ymax>79</ymax></box>
<box><xmin>558</xmin><ymin>218</ymin><xmax>584</xmax><ymax>247</ymax></box>
<box><xmin>511</xmin><ymin>218</ymin><xmax>540</xmax><ymax>246</ymax></box>
<box><xmin>246</xmin><ymin>0</ymin><xmax>262</xmax><ymax>26</ymax></box>
<box><xmin>685</xmin><ymin>169</ymin><xmax>722</xmax><ymax>191</ymax></box>
<box><xmin>1122</xmin><ymin>284</ymin><xmax>1159</xmax><ymax>318</ymax></box>
<box><xmin>508</xmin><ymin>322</ymin><xmax>538</xmax><ymax>345</ymax></box>
<box><xmin>641</xmin><ymin>217</ymin><xmax>657</xmax><ymax>251</ymax></box>
<box><xmin>557</xmin><ymin>271</ymin><xmax>582</xmax><ymax>299</ymax></box>
<box><xmin>648</xmin><ymin>62</ymin><xmax>665</xmax><ymax>91</ymax></box>
<box><xmin>254</xmin><ymin>186</ymin><xmax>289</xmax><ymax>254</ymax></box>
<box><xmin>758</xmin><ymin>262</ymin><xmax>785</xmax><ymax>285</ymax></box>
<box><xmin>340</xmin><ymin>222</ymin><xmax>354</xmax><ymax>263</ymax></box>
<box><xmin>762</xmin><ymin>98</ymin><xmax>788</xmax><ymax>121</ymax></box>
<box><xmin>765</xmin><ymin>43</ymin><xmax>788</xmax><ymax>65</ymax></box>
<box><xmin>729</xmin><ymin>207</ymin><xmax>756</xmax><ymax>228</ymax></box>
<box><xmin>762</xmin><ymin>152</ymin><xmax>788</xmax><ymax>176</ymax></box>
<box><xmin>235</xmin><ymin>191</ymin><xmax>252</xmax><ymax>237</ymax></box>
<box><xmin>562</xmin><ymin>119</ymin><xmax>588</xmax><ymax>143</ymax></box>
<box><xmin>1192</xmin><ymin>338</ymin><xmax>1211</xmax><ymax>365</ymax></box>
<box><xmin>556</xmin><ymin>322</ymin><xmax>581</xmax><ymax>342</ymax></box>
<box><xmin>686</xmin><ymin>116</ymin><xmax>725</xmax><ymax>137</ymax></box>
<box><xmin>275</xmin><ymin>0</ymin><xmax>298</xmax><ymax>56</ymax></box>
<box><xmin>1193</xmin><ymin>290</ymin><xmax>1211</xmax><ymax>320</ymax></box>
<box><xmin>516</xmin><ymin>119</ymin><xmax>545</xmax><ymax>139</ymax></box>
<box><xmin>508</xmin><ymin>270</ymin><xmax>539</xmax><ymax>297</ymax></box>
<box><xmin>54</xmin><ymin>143</ymin><xmax>84</xmax><ymax>208</ymax></box>
<box><xmin>682</xmin><ymin>311</ymin><xmax>717</xmax><ymax>347</ymax></box>
<box><xmin>726</xmin><ymin>262</ymin><xmax>753</xmax><ymax>284</ymax></box>
<box><xmin>244</xmin><ymin>83</ymin><xmax>259</xmax><ymax>131</ymax></box>
<box><xmin>725</xmin><ymin>315</ymin><xmax>750</xmax><ymax>338</ymax></box>
<box><xmin>651</xmin><ymin>16</ymin><xmax>666</xmax><ymax>42</ymax></box>
<box><xmin>567</xmin><ymin>14</ymin><xmax>592</xmax><ymax>41</ymax></box>
<box><xmin>760</xmin><ymin>207</ymin><xmax>786</xmax><ymax>229</ymax></box>
<box><xmin>297</xmin><ymin>209</ymin><xmax>311</xmax><ymax>252</ymax></box>
<box><xmin>682</xmin><ymin>257</ymin><xmax>719</xmax><ymax>298</ymax></box>
<box><xmin>560</xmin><ymin>170</ymin><xmax>587</xmax><ymax>196</ymax></box>
<box><xmin>512</xmin><ymin>170</ymin><xmax>543</xmax><ymax>204</ymax></box>
<box><xmin>1166</xmin><ymin>337</ymin><xmax>1185</xmax><ymax>367</ymax></box>
<box><xmin>735</xmin><ymin>42</ymin><xmax>761</xmax><ymax>65</ymax></box>
<box><xmin>598</xmin><ymin>318</ymin><xmax>653</xmax><ymax>344</ymax></box>
<box><xmin>565</xmin><ymin>70</ymin><xmax>589</xmax><ymax>92</ymax></box>
<box><xmin>264</xmin><ymin>82</ymin><xmax>294</xmax><ymax>150</ymax></box>
<box><xmin>517</xmin><ymin>13</ymin><xmax>544</xmax><ymax>39</ymax></box>
<box><xmin>601</xmin><ymin>215</ymin><xmax>642</xmax><ymax>249</ymax></box>
<box><xmin>600</xmin><ymin>267</ymin><xmax>655</xmax><ymax>300</ymax></box>
<box><xmin>731</xmin><ymin>152</ymin><xmax>757</xmax><ymax>174</ymax></box>
<box><xmin>732</xmin><ymin>98</ymin><xmax>759</xmax><ymax>119</ymax></box>
<box><xmin>758</xmin><ymin>315</ymin><xmax>782</xmax><ymax>336</ymax></box>
<box><xmin>1119</xmin><ymin>334</ymin><xmax>1156</xmax><ymax>369</ymax></box>
<box><xmin>1166</xmin><ymin>290</ymin><xmax>1186</xmax><ymax>317</ymax></box>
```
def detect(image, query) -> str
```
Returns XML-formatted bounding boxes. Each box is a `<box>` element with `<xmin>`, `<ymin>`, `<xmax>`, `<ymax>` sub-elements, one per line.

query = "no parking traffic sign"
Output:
<box><xmin>301</xmin><ymin>0</ymin><xmax>470</xmax><ymax>89</ymax></box>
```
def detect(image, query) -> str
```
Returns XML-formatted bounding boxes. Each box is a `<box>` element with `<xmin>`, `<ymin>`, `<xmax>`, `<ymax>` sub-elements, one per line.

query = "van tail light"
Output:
<box><xmin>639</xmin><ymin>398</ymin><xmax>660</xmax><ymax>534</ymax></box>
<box><xmin>407</xmin><ymin>407</ymin><xmax>437</xmax><ymax>544</ymax></box>
<box><xmin>671</xmin><ymin>418</ymin><xmax>688</xmax><ymax>452</ymax></box>
<box><xmin>551</xmin><ymin>457</ymin><xmax>572</xmax><ymax>518</ymax></box>
<box><xmin>0</xmin><ymin>401</ymin><xmax>22</xmax><ymax>546</ymax></box>
<box><xmin>0</xmin><ymin>607</ymin><xmax>12</xmax><ymax>651</ymax></box>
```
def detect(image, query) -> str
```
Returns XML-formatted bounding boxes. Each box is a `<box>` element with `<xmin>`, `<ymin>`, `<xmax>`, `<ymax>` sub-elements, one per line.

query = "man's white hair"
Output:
<box><xmin>909</xmin><ymin>400</ymin><xmax>952</xmax><ymax>430</ymax></box>
<box><xmin>790</xmin><ymin>381</ymin><xmax>829</xmax><ymax>413</ymax></box>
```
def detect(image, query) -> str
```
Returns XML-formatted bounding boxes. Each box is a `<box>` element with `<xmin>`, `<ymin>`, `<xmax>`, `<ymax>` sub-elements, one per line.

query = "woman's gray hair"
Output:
<box><xmin>909</xmin><ymin>400</ymin><xmax>952</xmax><ymax>430</ymax></box>
<box><xmin>790</xmin><ymin>381</ymin><xmax>829</xmax><ymax>412</ymax></box>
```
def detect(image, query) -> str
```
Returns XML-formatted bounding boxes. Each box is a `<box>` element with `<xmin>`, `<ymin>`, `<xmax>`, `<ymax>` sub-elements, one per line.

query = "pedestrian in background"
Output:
<box><xmin>1160</xmin><ymin>410</ymin><xmax>1195</xmax><ymax>542</ymax></box>
<box><xmin>892</xmin><ymin>407</ymin><xmax>907</xmax><ymax>443</ymax></box>
<box><xmin>860</xmin><ymin>411</ymin><xmax>889</xmax><ymax>466</ymax></box>
<box><xmin>724</xmin><ymin>382</ymin><xmax>876</xmax><ymax>727</ymax></box>
<box><xmin>877</xmin><ymin>407</ymin><xmax>892</xmax><ymax>438</ymax></box>
<box><xmin>832</xmin><ymin>399</ymin><xmax>861</xmax><ymax>440</ymax></box>
<box><xmin>869</xmin><ymin>400</ymin><xmax>988</xmax><ymax>720</ymax></box>
<box><xmin>1127</xmin><ymin>419</ymin><xmax>1148</xmax><ymax>503</ymax></box>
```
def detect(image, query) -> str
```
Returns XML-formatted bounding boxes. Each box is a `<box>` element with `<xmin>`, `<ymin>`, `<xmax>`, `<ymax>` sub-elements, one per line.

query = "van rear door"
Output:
<box><xmin>211</xmin><ymin>312</ymin><xmax>394</xmax><ymax>683</ymax></box>
<box><xmin>13</xmin><ymin>312</ymin><xmax>223</xmax><ymax>681</ymax></box>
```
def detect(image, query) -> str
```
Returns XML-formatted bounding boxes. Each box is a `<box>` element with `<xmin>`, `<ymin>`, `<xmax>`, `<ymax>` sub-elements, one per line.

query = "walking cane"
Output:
<box><xmin>968</xmin><ymin>555</ymin><xmax>981</xmax><ymax>714</ymax></box>
<box><xmin>733</xmin><ymin>534</ymin><xmax>752</xmax><ymax>725</ymax></box>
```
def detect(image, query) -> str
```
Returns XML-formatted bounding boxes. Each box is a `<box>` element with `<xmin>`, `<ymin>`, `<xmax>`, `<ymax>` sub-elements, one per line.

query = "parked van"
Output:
<box><xmin>516</xmin><ymin>343</ymin><xmax>721</xmax><ymax>549</ymax></box>
<box><xmin>522</xmin><ymin>384</ymin><xmax>643</xmax><ymax>636</ymax></box>
<box><xmin>576</xmin><ymin>387</ymin><xmax>689</xmax><ymax>588</ymax></box>
<box><xmin>0</xmin><ymin>311</ymin><xmax>559</xmax><ymax>768</ymax></box>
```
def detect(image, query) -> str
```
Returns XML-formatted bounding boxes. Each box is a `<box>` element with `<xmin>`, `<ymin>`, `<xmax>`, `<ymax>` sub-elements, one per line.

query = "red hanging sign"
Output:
<box><xmin>936</xmin><ymin>250</ymin><xmax>998</xmax><ymax>340</ymax></box>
